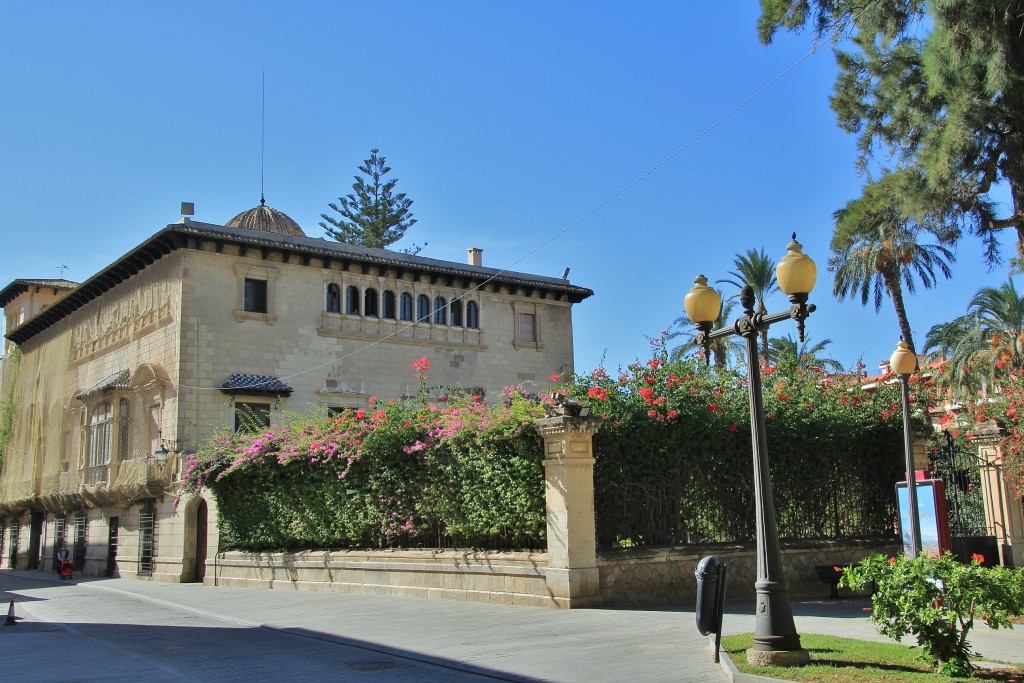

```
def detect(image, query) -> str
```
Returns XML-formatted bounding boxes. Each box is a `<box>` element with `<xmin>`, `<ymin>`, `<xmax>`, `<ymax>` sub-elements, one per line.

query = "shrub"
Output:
<box><xmin>841</xmin><ymin>552</ymin><xmax>1024</xmax><ymax>677</ymax></box>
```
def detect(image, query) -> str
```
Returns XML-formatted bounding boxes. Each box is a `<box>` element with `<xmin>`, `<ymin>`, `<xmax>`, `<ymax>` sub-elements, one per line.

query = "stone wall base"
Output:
<box><xmin>207</xmin><ymin>549</ymin><xmax>558</xmax><ymax>608</ymax></box>
<box><xmin>198</xmin><ymin>539</ymin><xmax>898</xmax><ymax>609</ymax></box>
<box><xmin>597</xmin><ymin>537</ymin><xmax>899</xmax><ymax>606</ymax></box>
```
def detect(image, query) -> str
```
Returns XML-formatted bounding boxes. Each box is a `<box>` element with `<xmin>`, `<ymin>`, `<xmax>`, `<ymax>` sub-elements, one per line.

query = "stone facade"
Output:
<box><xmin>1</xmin><ymin>214</ymin><xmax>592</xmax><ymax>584</ymax></box>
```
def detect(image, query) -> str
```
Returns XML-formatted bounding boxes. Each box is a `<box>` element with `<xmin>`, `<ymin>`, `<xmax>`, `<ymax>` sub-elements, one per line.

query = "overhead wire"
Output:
<box><xmin>175</xmin><ymin>4</ymin><xmax>877</xmax><ymax>394</ymax></box>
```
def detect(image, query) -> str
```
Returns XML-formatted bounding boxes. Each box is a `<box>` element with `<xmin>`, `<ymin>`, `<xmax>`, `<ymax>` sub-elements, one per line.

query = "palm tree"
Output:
<box><xmin>767</xmin><ymin>334</ymin><xmax>844</xmax><ymax>374</ymax></box>
<box><xmin>830</xmin><ymin>173</ymin><xmax>956</xmax><ymax>354</ymax></box>
<box><xmin>716</xmin><ymin>248</ymin><xmax>779</xmax><ymax>360</ymax></box>
<box><xmin>667</xmin><ymin>291</ymin><xmax>743</xmax><ymax>368</ymax></box>
<box><xmin>924</xmin><ymin>280</ymin><xmax>1024</xmax><ymax>396</ymax></box>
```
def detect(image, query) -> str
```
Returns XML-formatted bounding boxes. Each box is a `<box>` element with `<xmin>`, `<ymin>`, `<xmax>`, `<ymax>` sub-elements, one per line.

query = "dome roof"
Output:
<box><xmin>225</xmin><ymin>197</ymin><xmax>305</xmax><ymax>237</ymax></box>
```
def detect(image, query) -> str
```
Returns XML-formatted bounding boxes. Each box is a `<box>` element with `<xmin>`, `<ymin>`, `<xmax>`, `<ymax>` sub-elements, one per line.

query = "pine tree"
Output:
<box><xmin>320</xmin><ymin>149</ymin><xmax>423</xmax><ymax>253</ymax></box>
<box><xmin>758</xmin><ymin>0</ymin><xmax>1024</xmax><ymax>267</ymax></box>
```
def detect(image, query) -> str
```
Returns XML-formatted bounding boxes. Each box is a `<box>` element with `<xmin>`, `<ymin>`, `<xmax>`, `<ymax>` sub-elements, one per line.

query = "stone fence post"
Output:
<box><xmin>970</xmin><ymin>420</ymin><xmax>1024</xmax><ymax>568</ymax></box>
<box><xmin>534</xmin><ymin>415</ymin><xmax>603</xmax><ymax>608</ymax></box>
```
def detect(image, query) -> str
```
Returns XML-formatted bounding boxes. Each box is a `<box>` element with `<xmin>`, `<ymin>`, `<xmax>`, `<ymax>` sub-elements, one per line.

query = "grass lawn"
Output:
<box><xmin>720</xmin><ymin>633</ymin><xmax>1023</xmax><ymax>682</ymax></box>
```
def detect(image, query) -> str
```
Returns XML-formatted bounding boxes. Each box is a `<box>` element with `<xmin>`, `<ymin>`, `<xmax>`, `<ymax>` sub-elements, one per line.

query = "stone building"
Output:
<box><xmin>0</xmin><ymin>202</ymin><xmax>592</xmax><ymax>582</ymax></box>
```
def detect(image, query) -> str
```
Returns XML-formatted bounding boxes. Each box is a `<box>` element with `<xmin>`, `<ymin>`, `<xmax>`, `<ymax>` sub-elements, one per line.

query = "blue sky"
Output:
<box><xmin>1</xmin><ymin>1</ymin><xmax>1016</xmax><ymax>376</ymax></box>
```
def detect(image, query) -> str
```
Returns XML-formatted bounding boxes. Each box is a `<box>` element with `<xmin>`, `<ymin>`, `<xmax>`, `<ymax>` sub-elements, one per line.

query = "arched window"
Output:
<box><xmin>433</xmin><ymin>297</ymin><xmax>447</xmax><ymax>325</ymax></box>
<box><xmin>467</xmin><ymin>301</ymin><xmax>480</xmax><ymax>329</ymax></box>
<box><xmin>450</xmin><ymin>300</ymin><xmax>463</xmax><ymax>327</ymax></box>
<box><xmin>382</xmin><ymin>290</ymin><xmax>396</xmax><ymax>319</ymax></box>
<box><xmin>364</xmin><ymin>288</ymin><xmax>379</xmax><ymax>317</ymax></box>
<box><xmin>416</xmin><ymin>295</ymin><xmax>430</xmax><ymax>323</ymax></box>
<box><xmin>346</xmin><ymin>286</ymin><xmax>360</xmax><ymax>315</ymax></box>
<box><xmin>326</xmin><ymin>284</ymin><xmax>341</xmax><ymax>313</ymax></box>
<box><xmin>400</xmin><ymin>293</ymin><xmax>413</xmax><ymax>321</ymax></box>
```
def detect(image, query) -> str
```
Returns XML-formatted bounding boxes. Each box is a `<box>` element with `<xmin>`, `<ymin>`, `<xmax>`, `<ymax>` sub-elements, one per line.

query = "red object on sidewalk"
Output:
<box><xmin>59</xmin><ymin>560</ymin><xmax>73</xmax><ymax>580</ymax></box>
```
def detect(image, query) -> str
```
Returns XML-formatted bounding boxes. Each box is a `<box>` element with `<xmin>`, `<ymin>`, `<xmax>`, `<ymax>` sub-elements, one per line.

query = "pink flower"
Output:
<box><xmin>411</xmin><ymin>356</ymin><xmax>431</xmax><ymax>374</ymax></box>
<box><xmin>355</xmin><ymin>409</ymin><xmax>366</xmax><ymax>419</ymax></box>
<box><xmin>550</xmin><ymin>372</ymin><xmax>561</xmax><ymax>382</ymax></box>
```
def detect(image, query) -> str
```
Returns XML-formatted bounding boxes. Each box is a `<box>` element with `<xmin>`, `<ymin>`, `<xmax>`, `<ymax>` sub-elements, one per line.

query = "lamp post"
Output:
<box><xmin>684</xmin><ymin>234</ymin><xmax>815</xmax><ymax>667</ymax></box>
<box><xmin>890</xmin><ymin>339</ymin><xmax>922</xmax><ymax>559</ymax></box>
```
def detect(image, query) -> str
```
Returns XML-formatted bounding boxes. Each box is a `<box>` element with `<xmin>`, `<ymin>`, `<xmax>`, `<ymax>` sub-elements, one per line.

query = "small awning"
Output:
<box><xmin>219</xmin><ymin>373</ymin><xmax>293</xmax><ymax>396</ymax></box>
<box><xmin>74</xmin><ymin>369</ymin><xmax>130</xmax><ymax>400</ymax></box>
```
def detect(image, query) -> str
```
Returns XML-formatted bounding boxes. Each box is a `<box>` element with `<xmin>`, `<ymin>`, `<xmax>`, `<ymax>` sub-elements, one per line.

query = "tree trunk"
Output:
<box><xmin>885</xmin><ymin>275</ymin><xmax>916</xmax><ymax>356</ymax></box>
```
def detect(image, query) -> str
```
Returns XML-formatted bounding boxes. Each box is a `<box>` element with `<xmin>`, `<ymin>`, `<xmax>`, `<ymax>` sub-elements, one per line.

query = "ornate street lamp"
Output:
<box><xmin>685</xmin><ymin>234</ymin><xmax>815</xmax><ymax>667</ymax></box>
<box><xmin>890</xmin><ymin>339</ymin><xmax>922</xmax><ymax>559</ymax></box>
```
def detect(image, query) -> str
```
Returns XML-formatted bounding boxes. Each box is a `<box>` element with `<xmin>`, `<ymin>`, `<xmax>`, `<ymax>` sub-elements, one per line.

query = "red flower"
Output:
<box><xmin>638</xmin><ymin>387</ymin><xmax>654</xmax><ymax>403</ymax></box>
<box><xmin>648</xmin><ymin>409</ymin><xmax>657</xmax><ymax>417</ymax></box>
<box><xmin>550</xmin><ymin>372</ymin><xmax>561</xmax><ymax>382</ymax></box>
<box><xmin>667</xmin><ymin>410</ymin><xmax>678</xmax><ymax>419</ymax></box>
<box><xmin>587</xmin><ymin>386</ymin><xmax>608</xmax><ymax>401</ymax></box>
<box><xmin>971</xmin><ymin>553</ymin><xmax>985</xmax><ymax>564</ymax></box>
<box><xmin>647</xmin><ymin>359</ymin><xmax>661</xmax><ymax>370</ymax></box>
<box><xmin>888</xmin><ymin>556</ymin><xmax>897</xmax><ymax>564</ymax></box>
<box><xmin>728</xmin><ymin>423</ymin><xmax>738</xmax><ymax>432</ymax></box>
<box><xmin>411</xmin><ymin>356</ymin><xmax>431</xmax><ymax>373</ymax></box>
<box><xmin>355</xmin><ymin>409</ymin><xmax>366</xmax><ymax>419</ymax></box>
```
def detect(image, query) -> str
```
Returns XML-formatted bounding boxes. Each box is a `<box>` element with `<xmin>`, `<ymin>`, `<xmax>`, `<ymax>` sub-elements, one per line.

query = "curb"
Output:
<box><xmin>710</xmin><ymin>636</ymin><xmax>788</xmax><ymax>683</ymax></box>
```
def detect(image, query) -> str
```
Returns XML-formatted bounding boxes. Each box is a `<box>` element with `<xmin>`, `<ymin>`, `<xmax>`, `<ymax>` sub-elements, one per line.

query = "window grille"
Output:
<box><xmin>138</xmin><ymin>504</ymin><xmax>155</xmax><ymax>576</ymax></box>
<box><xmin>7</xmin><ymin>521</ymin><xmax>18</xmax><ymax>568</ymax></box>
<box><xmin>118</xmin><ymin>397</ymin><xmax>130</xmax><ymax>461</ymax></box>
<box><xmin>235</xmin><ymin>402</ymin><xmax>271</xmax><ymax>433</ymax></box>
<box><xmin>72</xmin><ymin>511</ymin><xmax>87</xmax><ymax>571</ymax></box>
<box><xmin>52</xmin><ymin>516</ymin><xmax>66</xmax><ymax>571</ymax></box>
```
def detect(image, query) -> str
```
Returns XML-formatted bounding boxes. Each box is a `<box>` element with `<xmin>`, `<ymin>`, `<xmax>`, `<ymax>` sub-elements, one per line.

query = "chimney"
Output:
<box><xmin>467</xmin><ymin>248</ymin><xmax>483</xmax><ymax>267</ymax></box>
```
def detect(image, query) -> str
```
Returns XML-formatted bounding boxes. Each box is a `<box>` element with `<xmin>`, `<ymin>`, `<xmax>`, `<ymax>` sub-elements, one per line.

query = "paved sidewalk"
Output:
<box><xmin>3</xmin><ymin>569</ymin><xmax>1023</xmax><ymax>681</ymax></box>
<box><xmin>1</xmin><ymin>569</ymin><xmax>718</xmax><ymax>682</ymax></box>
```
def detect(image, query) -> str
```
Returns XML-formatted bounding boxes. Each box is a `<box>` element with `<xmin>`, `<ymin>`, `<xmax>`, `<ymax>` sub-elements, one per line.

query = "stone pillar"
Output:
<box><xmin>971</xmin><ymin>420</ymin><xmax>1024</xmax><ymax>568</ymax></box>
<box><xmin>534</xmin><ymin>415</ymin><xmax>603</xmax><ymax>608</ymax></box>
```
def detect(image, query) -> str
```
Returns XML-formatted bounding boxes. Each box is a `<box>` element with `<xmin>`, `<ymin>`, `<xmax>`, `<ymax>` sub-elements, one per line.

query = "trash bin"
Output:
<box><xmin>695</xmin><ymin>555</ymin><xmax>728</xmax><ymax>662</ymax></box>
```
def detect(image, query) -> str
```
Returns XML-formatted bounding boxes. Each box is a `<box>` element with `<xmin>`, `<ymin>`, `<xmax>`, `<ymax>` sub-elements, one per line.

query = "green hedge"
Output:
<box><xmin>554</xmin><ymin>339</ymin><xmax>908</xmax><ymax>547</ymax></box>
<box><xmin>182</xmin><ymin>347</ymin><xmax>911</xmax><ymax>552</ymax></box>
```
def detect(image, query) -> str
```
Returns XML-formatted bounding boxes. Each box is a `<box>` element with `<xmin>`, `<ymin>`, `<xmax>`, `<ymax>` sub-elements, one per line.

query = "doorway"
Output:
<box><xmin>194</xmin><ymin>499</ymin><xmax>208</xmax><ymax>583</ymax></box>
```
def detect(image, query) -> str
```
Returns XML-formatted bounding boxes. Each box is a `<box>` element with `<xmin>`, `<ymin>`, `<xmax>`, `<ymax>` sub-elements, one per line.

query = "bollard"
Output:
<box><xmin>4</xmin><ymin>600</ymin><xmax>15</xmax><ymax>626</ymax></box>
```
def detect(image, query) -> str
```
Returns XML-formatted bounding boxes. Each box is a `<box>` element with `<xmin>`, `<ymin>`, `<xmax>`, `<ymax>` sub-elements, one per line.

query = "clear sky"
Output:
<box><xmin>1</xmin><ymin>1</ymin><xmax>1017</xmax><ymax>377</ymax></box>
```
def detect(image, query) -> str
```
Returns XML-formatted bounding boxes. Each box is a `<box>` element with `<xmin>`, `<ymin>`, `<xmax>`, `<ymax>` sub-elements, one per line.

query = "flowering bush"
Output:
<box><xmin>553</xmin><ymin>336</ymin><xmax>908</xmax><ymax>546</ymax></box>
<box><xmin>840</xmin><ymin>552</ymin><xmax>1024</xmax><ymax>677</ymax></box>
<box><xmin>177</xmin><ymin>360</ymin><xmax>547</xmax><ymax>550</ymax></box>
<box><xmin>955</xmin><ymin>369</ymin><xmax>1024</xmax><ymax>498</ymax></box>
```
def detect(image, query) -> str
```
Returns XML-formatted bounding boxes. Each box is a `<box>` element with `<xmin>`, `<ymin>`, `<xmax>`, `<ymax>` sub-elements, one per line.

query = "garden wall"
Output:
<box><xmin>205</xmin><ymin>537</ymin><xmax>898</xmax><ymax>608</ymax></box>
